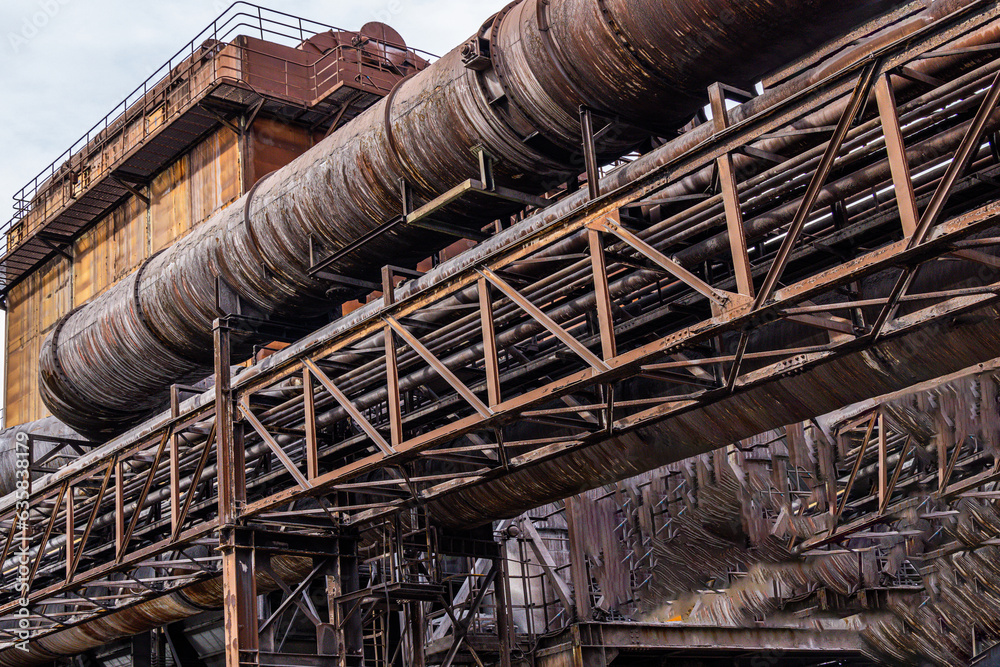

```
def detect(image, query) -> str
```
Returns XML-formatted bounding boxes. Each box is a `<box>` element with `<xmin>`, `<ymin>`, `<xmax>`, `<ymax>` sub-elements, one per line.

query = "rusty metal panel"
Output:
<box><xmin>38</xmin><ymin>257</ymin><xmax>70</xmax><ymax>334</ymax></box>
<box><xmin>4</xmin><ymin>273</ymin><xmax>36</xmax><ymax>426</ymax></box>
<box><xmin>73</xmin><ymin>217</ymin><xmax>112</xmax><ymax>304</ymax></box>
<box><xmin>9</xmin><ymin>325</ymin><xmax>49</xmax><ymax>425</ymax></box>
<box><xmin>248</xmin><ymin>118</ymin><xmax>317</xmax><ymax>186</ymax></box>
<box><xmin>239</xmin><ymin>35</ymin><xmax>314</xmax><ymax>102</ymax></box>
<box><xmin>4</xmin><ymin>343</ymin><xmax>28</xmax><ymax>427</ymax></box>
<box><xmin>112</xmin><ymin>195</ymin><xmax>148</xmax><ymax>281</ymax></box>
<box><xmin>190</xmin><ymin>127</ymin><xmax>241</xmax><ymax>226</ymax></box>
<box><xmin>5</xmin><ymin>275</ymin><xmax>32</xmax><ymax>350</ymax></box>
<box><xmin>150</xmin><ymin>158</ymin><xmax>191</xmax><ymax>252</ymax></box>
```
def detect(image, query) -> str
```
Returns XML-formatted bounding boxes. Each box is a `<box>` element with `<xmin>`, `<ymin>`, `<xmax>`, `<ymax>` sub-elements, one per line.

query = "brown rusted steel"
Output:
<box><xmin>37</xmin><ymin>0</ymin><xmax>905</xmax><ymax>437</ymax></box>
<box><xmin>875</xmin><ymin>72</ymin><xmax>920</xmax><ymax>237</ymax></box>
<box><xmin>709</xmin><ymin>84</ymin><xmax>755</xmax><ymax>299</ymax></box>
<box><xmin>869</xmin><ymin>68</ymin><xmax>1000</xmax><ymax>337</ymax></box>
<box><xmin>754</xmin><ymin>58</ymin><xmax>882</xmax><ymax>309</ymax></box>
<box><xmin>5</xmin><ymin>3</ymin><xmax>1000</xmax><ymax>663</ymax></box>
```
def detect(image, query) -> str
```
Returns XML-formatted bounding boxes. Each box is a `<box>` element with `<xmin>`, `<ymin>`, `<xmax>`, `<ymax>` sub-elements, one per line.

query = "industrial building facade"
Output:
<box><xmin>1</xmin><ymin>1</ymin><xmax>1000</xmax><ymax>665</ymax></box>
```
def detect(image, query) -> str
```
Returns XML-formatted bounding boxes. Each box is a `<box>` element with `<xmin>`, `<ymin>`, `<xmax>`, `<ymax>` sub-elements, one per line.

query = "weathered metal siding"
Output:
<box><xmin>5</xmin><ymin>255</ymin><xmax>70</xmax><ymax>427</ymax></box>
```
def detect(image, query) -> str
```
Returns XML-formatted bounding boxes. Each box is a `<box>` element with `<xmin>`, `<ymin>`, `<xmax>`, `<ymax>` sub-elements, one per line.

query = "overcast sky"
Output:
<box><xmin>0</xmin><ymin>0</ymin><xmax>508</xmax><ymax>423</ymax></box>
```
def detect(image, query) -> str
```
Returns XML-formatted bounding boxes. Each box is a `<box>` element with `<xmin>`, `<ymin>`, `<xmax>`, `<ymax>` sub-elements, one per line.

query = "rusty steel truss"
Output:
<box><xmin>4</xmin><ymin>1</ymin><xmax>1000</xmax><ymax>664</ymax></box>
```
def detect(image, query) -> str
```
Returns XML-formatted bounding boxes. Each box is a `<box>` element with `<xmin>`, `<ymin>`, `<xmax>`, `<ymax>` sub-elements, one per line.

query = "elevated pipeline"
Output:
<box><xmin>7</xmin><ymin>2</ymin><xmax>996</xmax><ymax>662</ymax></box>
<box><xmin>38</xmin><ymin>0</ymin><xmax>905</xmax><ymax>437</ymax></box>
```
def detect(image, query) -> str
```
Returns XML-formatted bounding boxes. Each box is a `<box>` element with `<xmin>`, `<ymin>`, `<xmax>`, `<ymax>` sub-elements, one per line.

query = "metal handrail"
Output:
<box><xmin>2</xmin><ymin>1</ymin><xmax>435</xmax><ymax>262</ymax></box>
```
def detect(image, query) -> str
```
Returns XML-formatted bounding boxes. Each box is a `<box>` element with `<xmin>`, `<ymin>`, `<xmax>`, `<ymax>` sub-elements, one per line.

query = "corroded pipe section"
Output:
<box><xmin>39</xmin><ymin>0</ymin><xmax>904</xmax><ymax>437</ymax></box>
<box><xmin>0</xmin><ymin>554</ymin><xmax>311</xmax><ymax>667</ymax></box>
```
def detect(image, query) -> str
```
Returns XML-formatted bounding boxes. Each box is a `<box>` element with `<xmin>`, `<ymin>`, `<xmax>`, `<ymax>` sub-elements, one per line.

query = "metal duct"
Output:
<box><xmin>38</xmin><ymin>0</ymin><xmax>905</xmax><ymax>437</ymax></box>
<box><xmin>0</xmin><ymin>554</ymin><xmax>312</xmax><ymax>667</ymax></box>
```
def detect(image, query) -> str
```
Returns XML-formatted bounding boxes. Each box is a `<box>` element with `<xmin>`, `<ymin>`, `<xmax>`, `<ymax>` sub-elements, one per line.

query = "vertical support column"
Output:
<box><xmin>937</xmin><ymin>412</ymin><xmax>951</xmax><ymax>494</ymax></box>
<box><xmin>383</xmin><ymin>267</ymin><xmax>404</xmax><ymax>448</ymax></box>
<box><xmin>132</xmin><ymin>630</ymin><xmax>153</xmax><ymax>667</ymax></box>
<box><xmin>221</xmin><ymin>530</ymin><xmax>259</xmax><ymax>667</ymax></box>
<box><xmin>325</xmin><ymin>557</ymin><xmax>345</xmax><ymax>667</ymax></box>
<box><xmin>215</xmin><ymin>319</ymin><xmax>244</xmax><ymax>527</ymax></box>
<box><xmin>215</xmin><ymin>320</ymin><xmax>257</xmax><ymax>667</ymax></box>
<box><xmin>170</xmin><ymin>385</ymin><xmax>181</xmax><ymax>534</ymax></box>
<box><xmin>408</xmin><ymin>601</ymin><xmax>426</xmax><ymax>667</ymax></box>
<box><xmin>65</xmin><ymin>485</ymin><xmax>74</xmax><ymax>579</ymax></box>
<box><xmin>473</xmin><ymin>144</ymin><xmax>496</xmax><ymax>192</ymax></box>
<box><xmin>708</xmin><ymin>83</ymin><xmax>754</xmax><ymax>298</ymax></box>
<box><xmin>878</xmin><ymin>409</ymin><xmax>888</xmax><ymax>507</ymax></box>
<box><xmin>580</xmin><ymin>107</ymin><xmax>600</xmax><ymax>200</ymax></box>
<box><xmin>479</xmin><ymin>277</ymin><xmax>502</xmax><ymax>408</ymax></box>
<box><xmin>571</xmin><ymin>624</ymin><xmax>585</xmax><ymax>667</ymax></box>
<box><xmin>564</xmin><ymin>496</ymin><xmax>592</xmax><ymax>621</ymax></box>
<box><xmin>400</xmin><ymin>178</ymin><xmax>413</xmax><ymax>218</ymax></box>
<box><xmin>304</xmin><ymin>368</ymin><xmax>319</xmax><ymax>480</ymax></box>
<box><xmin>237</xmin><ymin>99</ymin><xmax>263</xmax><ymax>195</ymax></box>
<box><xmin>591</xmin><ymin>211</ymin><xmax>618</xmax><ymax>428</ymax></box>
<box><xmin>154</xmin><ymin>627</ymin><xmax>166</xmax><ymax>667</ymax></box>
<box><xmin>874</xmin><ymin>73</ymin><xmax>919</xmax><ymax>237</ymax></box>
<box><xmin>588</xmin><ymin>228</ymin><xmax>616</xmax><ymax>361</ymax></box>
<box><xmin>340</xmin><ymin>533</ymin><xmax>363</xmax><ymax>667</ymax></box>
<box><xmin>115</xmin><ymin>457</ymin><xmax>124</xmax><ymax>556</ymax></box>
<box><xmin>494</xmin><ymin>553</ymin><xmax>514</xmax><ymax>667</ymax></box>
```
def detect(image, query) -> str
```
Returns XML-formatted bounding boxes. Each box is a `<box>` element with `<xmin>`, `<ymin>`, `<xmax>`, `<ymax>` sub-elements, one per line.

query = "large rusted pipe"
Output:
<box><xmin>6</xmin><ymin>2</ymin><xmax>995</xmax><ymax>662</ymax></box>
<box><xmin>38</xmin><ymin>0</ymin><xmax>905</xmax><ymax>437</ymax></box>
<box><xmin>0</xmin><ymin>554</ymin><xmax>312</xmax><ymax>667</ymax></box>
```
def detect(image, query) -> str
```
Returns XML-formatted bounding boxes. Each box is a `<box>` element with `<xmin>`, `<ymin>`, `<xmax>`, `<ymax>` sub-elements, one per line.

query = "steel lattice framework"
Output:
<box><xmin>3</xmin><ymin>2</ymin><xmax>1000</xmax><ymax>664</ymax></box>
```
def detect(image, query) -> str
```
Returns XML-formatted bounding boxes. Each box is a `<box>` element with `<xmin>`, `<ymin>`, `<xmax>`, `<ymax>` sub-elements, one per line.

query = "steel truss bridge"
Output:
<box><xmin>4</xmin><ymin>2</ymin><xmax>1000</xmax><ymax>665</ymax></box>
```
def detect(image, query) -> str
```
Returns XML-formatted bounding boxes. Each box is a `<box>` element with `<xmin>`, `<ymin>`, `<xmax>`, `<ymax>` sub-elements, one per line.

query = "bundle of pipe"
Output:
<box><xmin>4</xmin><ymin>2</ymin><xmax>998</xmax><ymax>661</ymax></box>
<box><xmin>38</xmin><ymin>0</ymin><xmax>906</xmax><ymax>437</ymax></box>
<box><xmin>10</xmin><ymin>0</ymin><xmax>992</xmax><ymax>531</ymax></box>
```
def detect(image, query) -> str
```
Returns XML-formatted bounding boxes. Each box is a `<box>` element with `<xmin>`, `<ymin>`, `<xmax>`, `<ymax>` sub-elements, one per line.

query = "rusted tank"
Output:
<box><xmin>38</xmin><ymin>0</ymin><xmax>904</xmax><ymax>437</ymax></box>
